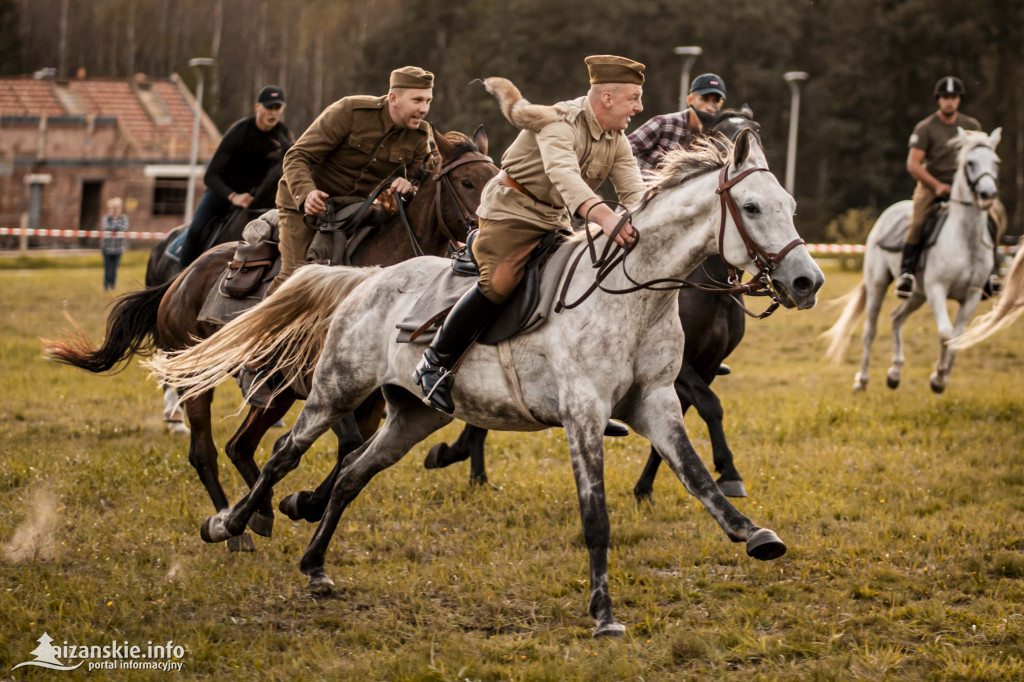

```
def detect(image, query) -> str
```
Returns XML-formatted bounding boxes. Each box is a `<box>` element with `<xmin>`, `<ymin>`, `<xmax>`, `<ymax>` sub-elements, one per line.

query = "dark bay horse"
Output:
<box><xmin>45</xmin><ymin>128</ymin><xmax>497</xmax><ymax>551</ymax></box>
<box><xmin>422</xmin><ymin>106</ymin><xmax>762</xmax><ymax>499</ymax></box>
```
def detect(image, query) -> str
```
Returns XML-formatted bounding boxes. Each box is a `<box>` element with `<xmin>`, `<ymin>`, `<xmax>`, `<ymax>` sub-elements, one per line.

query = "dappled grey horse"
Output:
<box><xmin>823</xmin><ymin>128</ymin><xmax>1002</xmax><ymax>393</ymax></box>
<box><xmin>150</xmin><ymin>130</ymin><xmax>824</xmax><ymax>637</ymax></box>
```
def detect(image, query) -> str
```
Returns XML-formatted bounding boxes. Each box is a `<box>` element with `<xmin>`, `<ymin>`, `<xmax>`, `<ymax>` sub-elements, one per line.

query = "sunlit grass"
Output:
<box><xmin>1</xmin><ymin>257</ymin><xmax>1023</xmax><ymax>679</ymax></box>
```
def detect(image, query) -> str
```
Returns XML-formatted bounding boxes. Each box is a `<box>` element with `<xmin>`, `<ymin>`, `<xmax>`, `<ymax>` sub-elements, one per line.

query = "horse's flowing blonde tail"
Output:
<box><xmin>145</xmin><ymin>265</ymin><xmax>378</xmax><ymax>405</ymax></box>
<box><xmin>819</xmin><ymin>282</ymin><xmax>867</xmax><ymax>364</ymax></box>
<box><xmin>950</xmin><ymin>242</ymin><xmax>1024</xmax><ymax>349</ymax></box>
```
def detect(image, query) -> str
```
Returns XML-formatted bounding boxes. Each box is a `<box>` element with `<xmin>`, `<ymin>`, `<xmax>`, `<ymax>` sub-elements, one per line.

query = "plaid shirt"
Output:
<box><xmin>628</xmin><ymin>109</ymin><xmax>694</xmax><ymax>178</ymax></box>
<box><xmin>101</xmin><ymin>214</ymin><xmax>128</xmax><ymax>255</ymax></box>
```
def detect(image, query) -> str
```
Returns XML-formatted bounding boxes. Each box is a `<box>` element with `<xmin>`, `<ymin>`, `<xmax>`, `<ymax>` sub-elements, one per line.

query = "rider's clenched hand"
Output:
<box><xmin>303</xmin><ymin>189</ymin><xmax>329</xmax><ymax>215</ymax></box>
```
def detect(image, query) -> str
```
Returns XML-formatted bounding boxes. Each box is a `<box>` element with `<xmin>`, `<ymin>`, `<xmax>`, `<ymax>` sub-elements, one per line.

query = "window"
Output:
<box><xmin>152</xmin><ymin>177</ymin><xmax>187</xmax><ymax>216</ymax></box>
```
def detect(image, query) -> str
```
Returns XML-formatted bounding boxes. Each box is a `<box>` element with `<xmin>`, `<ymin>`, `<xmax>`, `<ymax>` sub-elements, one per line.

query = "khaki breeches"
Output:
<box><xmin>471</xmin><ymin>216</ymin><xmax>553</xmax><ymax>304</ymax></box>
<box><xmin>269</xmin><ymin>206</ymin><xmax>315</xmax><ymax>294</ymax></box>
<box><xmin>906</xmin><ymin>182</ymin><xmax>1007</xmax><ymax>246</ymax></box>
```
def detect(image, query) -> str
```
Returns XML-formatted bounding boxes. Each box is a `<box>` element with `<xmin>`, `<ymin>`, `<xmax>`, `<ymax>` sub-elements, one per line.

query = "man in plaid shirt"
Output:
<box><xmin>628</xmin><ymin>73</ymin><xmax>727</xmax><ymax>178</ymax></box>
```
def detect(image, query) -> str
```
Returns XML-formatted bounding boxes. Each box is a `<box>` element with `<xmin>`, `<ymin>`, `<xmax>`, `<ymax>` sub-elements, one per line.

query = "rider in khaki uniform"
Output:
<box><xmin>414</xmin><ymin>55</ymin><xmax>649</xmax><ymax>414</ymax></box>
<box><xmin>271</xmin><ymin>66</ymin><xmax>435</xmax><ymax>291</ymax></box>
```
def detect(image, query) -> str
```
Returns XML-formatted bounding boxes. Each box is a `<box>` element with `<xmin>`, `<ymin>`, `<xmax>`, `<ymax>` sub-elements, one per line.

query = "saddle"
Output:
<box><xmin>305</xmin><ymin>196</ymin><xmax>390</xmax><ymax>266</ymax></box>
<box><xmin>396</xmin><ymin>227</ymin><xmax>575</xmax><ymax>346</ymax></box>
<box><xmin>876</xmin><ymin>202</ymin><xmax>948</xmax><ymax>252</ymax></box>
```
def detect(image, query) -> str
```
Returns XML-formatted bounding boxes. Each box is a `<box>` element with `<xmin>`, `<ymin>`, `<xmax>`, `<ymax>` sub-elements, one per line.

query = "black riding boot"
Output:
<box><xmin>414</xmin><ymin>284</ymin><xmax>501</xmax><ymax>414</ymax></box>
<box><xmin>894</xmin><ymin>241</ymin><xmax>922</xmax><ymax>298</ymax></box>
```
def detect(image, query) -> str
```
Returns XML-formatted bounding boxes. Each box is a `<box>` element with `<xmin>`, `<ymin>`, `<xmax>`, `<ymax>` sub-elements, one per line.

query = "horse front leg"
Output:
<box><xmin>674</xmin><ymin>366</ymin><xmax>744</xmax><ymax>497</ymax></box>
<box><xmin>299</xmin><ymin>386</ymin><xmax>452</xmax><ymax>595</ymax></box>
<box><xmin>224</xmin><ymin>396</ymin><xmax>296</xmax><ymax>538</ymax></box>
<box><xmin>855</xmin><ymin>282</ymin><xmax>887</xmax><ymax>392</ymax></box>
<box><xmin>628</xmin><ymin>386</ymin><xmax>785</xmax><ymax>558</ymax></box>
<box><xmin>931</xmin><ymin>291</ymin><xmax>983</xmax><ymax>394</ymax></box>
<box><xmin>561</xmin><ymin>392</ymin><xmax>623</xmax><ymax>638</ymax></box>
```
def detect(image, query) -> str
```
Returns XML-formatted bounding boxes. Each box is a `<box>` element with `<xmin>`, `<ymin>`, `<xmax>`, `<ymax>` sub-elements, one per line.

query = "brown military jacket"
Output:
<box><xmin>477</xmin><ymin>96</ymin><xmax>647</xmax><ymax>229</ymax></box>
<box><xmin>277</xmin><ymin>94</ymin><xmax>431</xmax><ymax>211</ymax></box>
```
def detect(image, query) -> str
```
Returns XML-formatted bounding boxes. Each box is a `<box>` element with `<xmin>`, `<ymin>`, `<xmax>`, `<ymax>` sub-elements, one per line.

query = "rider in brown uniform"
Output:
<box><xmin>413</xmin><ymin>55</ymin><xmax>648</xmax><ymax>414</ymax></box>
<box><xmin>271</xmin><ymin>66</ymin><xmax>435</xmax><ymax>292</ymax></box>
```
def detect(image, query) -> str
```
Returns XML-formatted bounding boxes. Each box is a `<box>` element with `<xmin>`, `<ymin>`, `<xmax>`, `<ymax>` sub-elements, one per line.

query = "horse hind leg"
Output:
<box><xmin>888</xmin><ymin>297</ymin><xmax>926</xmax><ymax>389</ymax></box>
<box><xmin>855</xmin><ymin>281</ymin><xmax>887</xmax><ymax>392</ymax></box>
<box><xmin>163</xmin><ymin>385</ymin><xmax>189</xmax><ymax>435</ymax></box>
<box><xmin>299</xmin><ymin>386</ymin><xmax>453</xmax><ymax>595</ymax></box>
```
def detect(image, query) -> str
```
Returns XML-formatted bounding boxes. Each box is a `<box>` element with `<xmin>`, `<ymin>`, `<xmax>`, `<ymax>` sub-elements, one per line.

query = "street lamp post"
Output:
<box><xmin>674</xmin><ymin>46</ymin><xmax>702</xmax><ymax>111</ymax></box>
<box><xmin>783</xmin><ymin>71</ymin><xmax>809</xmax><ymax>196</ymax></box>
<box><xmin>184</xmin><ymin>57</ymin><xmax>215</xmax><ymax>221</ymax></box>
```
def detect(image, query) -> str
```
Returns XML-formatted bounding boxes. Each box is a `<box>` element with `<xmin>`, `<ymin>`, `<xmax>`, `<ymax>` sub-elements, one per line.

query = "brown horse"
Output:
<box><xmin>45</xmin><ymin>127</ymin><xmax>496</xmax><ymax>550</ymax></box>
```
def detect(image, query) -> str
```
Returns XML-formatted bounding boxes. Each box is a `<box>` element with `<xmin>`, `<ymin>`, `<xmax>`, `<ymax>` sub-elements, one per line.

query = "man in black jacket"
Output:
<box><xmin>179</xmin><ymin>85</ymin><xmax>293</xmax><ymax>267</ymax></box>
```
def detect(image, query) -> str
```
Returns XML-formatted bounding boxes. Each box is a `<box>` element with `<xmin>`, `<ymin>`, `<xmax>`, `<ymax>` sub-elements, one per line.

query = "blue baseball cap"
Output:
<box><xmin>690</xmin><ymin>73</ymin><xmax>726</xmax><ymax>100</ymax></box>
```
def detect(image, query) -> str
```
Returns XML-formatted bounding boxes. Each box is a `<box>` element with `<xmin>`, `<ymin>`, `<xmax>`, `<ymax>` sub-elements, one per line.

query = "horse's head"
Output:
<box><xmin>954</xmin><ymin>127</ymin><xmax>1001</xmax><ymax>211</ymax></box>
<box><xmin>709</xmin><ymin>104</ymin><xmax>761</xmax><ymax>144</ymax></box>
<box><xmin>422</xmin><ymin>126</ymin><xmax>498</xmax><ymax>243</ymax></box>
<box><xmin>719</xmin><ymin>129</ymin><xmax>824</xmax><ymax>309</ymax></box>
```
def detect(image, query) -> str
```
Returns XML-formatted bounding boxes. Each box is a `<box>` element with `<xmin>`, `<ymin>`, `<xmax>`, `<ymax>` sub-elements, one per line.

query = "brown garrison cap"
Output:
<box><xmin>390</xmin><ymin>66</ymin><xmax>434</xmax><ymax>89</ymax></box>
<box><xmin>585</xmin><ymin>55</ymin><xmax>645</xmax><ymax>85</ymax></box>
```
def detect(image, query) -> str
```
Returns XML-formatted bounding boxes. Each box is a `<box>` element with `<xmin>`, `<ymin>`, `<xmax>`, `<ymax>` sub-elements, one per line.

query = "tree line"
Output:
<box><xmin>5</xmin><ymin>0</ymin><xmax>1023</xmax><ymax>241</ymax></box>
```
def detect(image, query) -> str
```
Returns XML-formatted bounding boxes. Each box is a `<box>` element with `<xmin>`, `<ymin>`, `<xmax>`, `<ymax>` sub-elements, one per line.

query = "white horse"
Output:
<box><xmin>950</xmin><ymin>236</ymin><xmax>1024</xmax><ymax>349</ymax></box>
<box><xmin>822</xmin><ymin>128</ymin><xmax>1001</xmax><ymax>393</ymax></box>
<box><xmin>149</xmin><ymin>131</ymin><xmax>824</xmax><ymax>637</ymax></box>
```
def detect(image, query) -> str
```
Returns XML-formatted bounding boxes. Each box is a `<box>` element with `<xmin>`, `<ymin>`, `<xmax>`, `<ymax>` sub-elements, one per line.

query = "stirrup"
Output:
<box><xmin>414</xmin><ymin>358</ymin><xmax>456</xmax><ymax>414</ymax></box>
<box><xmin>894</xmin><ymin>273</ymin><xmax>915</xmax><ymax>299</ymax></box>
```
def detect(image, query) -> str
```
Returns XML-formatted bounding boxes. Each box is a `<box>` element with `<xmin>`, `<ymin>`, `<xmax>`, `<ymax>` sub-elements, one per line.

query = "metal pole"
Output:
<box><xmin>184</xmin><ymin>57</ymin><xmax>215</xmax><ymax>221</ymax></box>
<box><xmin>674</xmin><ymin>46</ymin><xmax>702</xmax><ymax>111</ymax></box>
<box><xmin>783</xmin><ymin>71</ymin><xmax>809</xmax><ymax>196</ymax></box>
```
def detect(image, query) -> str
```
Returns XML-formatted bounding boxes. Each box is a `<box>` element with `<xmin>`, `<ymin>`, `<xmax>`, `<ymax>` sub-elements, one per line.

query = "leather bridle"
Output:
<box><xmin>555</xmin><ymin>163</ymin><xmax>804</xmax><ymax>319</ymax></box>
<box><xmin>431</xmin><ymin>152</ymin><xmax>494</xmax><ymax>251</ymax></box>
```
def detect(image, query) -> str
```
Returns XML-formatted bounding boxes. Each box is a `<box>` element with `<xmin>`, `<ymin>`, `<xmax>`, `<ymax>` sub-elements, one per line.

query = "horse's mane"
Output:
<box><xmin>952</xmin><ymin>129</ymin><xmax>994</xmax><ymax>164</ymax></box>
<box><xmin>440</xmin><ymin>130</ymin><xmax>479</xmax><ymax>158</ymax></box>
<box><xmin>651</xmin><ymin>135</ymin><xmax>732</xmax><ymax>190</ymax></box>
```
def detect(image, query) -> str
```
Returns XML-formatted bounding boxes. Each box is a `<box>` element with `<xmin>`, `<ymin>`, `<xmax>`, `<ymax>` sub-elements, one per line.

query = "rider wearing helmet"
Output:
<box><xmin>896</xmin><ymin>76</ymin><xmax>984</xmax><ymax>298</ymax></box>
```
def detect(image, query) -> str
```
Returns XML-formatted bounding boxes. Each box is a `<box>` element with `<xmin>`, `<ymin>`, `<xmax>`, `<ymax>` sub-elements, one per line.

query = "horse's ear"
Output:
<box><xmin>732</xmin><ymin>127</ymin><xmax>752</xmax><ymax>166</ymax></box>
<box><xmin>432</xmin><ymin>128</ymin><xmax>454</xmax><ymax>158</ymax></box>
<box><xmin>989</xmin><ymin>127</ymin><xmax>1002</xmax><ymax>149</ymax></box>
<box><xmin>472</xmin><ymin>124</ymin><xmax>488</xmax><ymax>156</ymax></box>
<box><xmin>740</xmin><ymin>103</ymin><xmax>753</xmax><ymax>118</ymax></box>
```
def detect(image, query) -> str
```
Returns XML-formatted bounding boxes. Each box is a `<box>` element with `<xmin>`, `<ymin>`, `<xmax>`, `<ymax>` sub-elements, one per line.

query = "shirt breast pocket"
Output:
<box><xmin>388</xmin><ymin>145</ymin><xmax>416</xmax><ymax>165</ymax></box>
<box><xmin>346</xmin><ymin>133</ymin><xmax>372</xmax><ymax>154</ymax></box>
<box><xmin>584</xmin><ymin>163</ymin><xmax>610</xmax><ymax>181</ymax></box>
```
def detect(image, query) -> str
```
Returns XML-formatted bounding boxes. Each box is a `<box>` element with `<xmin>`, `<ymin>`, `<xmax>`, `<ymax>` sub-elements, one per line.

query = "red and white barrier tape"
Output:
<box><xmin>0</xmin><ymin>227</ymin><xmax>169</xmax><ymax>240</ymax></box>
<box><xmin>0</xmin><ymin>227</ymin><xmax>1018</xmax><ymax>253</ymax></box>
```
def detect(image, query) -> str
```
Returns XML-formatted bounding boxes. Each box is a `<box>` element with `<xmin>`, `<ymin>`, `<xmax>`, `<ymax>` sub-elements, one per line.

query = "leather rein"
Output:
<box><xmin>555</xmin><ymin>164</ymin><xmax>805</xmax><ymax>319</ymax></box>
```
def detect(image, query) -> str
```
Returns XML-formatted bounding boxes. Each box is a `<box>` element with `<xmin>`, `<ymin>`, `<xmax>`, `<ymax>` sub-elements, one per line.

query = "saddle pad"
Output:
<box><xmin>395</xmin><ymin>236</ymin><xmax>579</xmax><ymax>346</ymax></box>
<box><xmin>165</xmin><ymin>228</ymin><xmax>188</xmax><ymax>263</ymax></box>
<box><xmin>876</xmin><ymin>206</ymin><xmax>947</xmax><ymax>252</ymax></box>
<box><xmin>197</xmin><ymin>269</ymin><xmax>261</xmax><ymax>326</ymax></box>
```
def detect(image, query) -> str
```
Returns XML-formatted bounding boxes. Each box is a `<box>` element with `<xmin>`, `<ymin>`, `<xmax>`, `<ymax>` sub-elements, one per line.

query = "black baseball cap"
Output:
<box><xmin>257</xmin><ymin>85</ymin><xmax>285</xmax><ymax>106</ymax></box>
<box><xmin>690</xmin><ymin>73</ymin><xmax>726</xmax><ymax>100</ymax></box>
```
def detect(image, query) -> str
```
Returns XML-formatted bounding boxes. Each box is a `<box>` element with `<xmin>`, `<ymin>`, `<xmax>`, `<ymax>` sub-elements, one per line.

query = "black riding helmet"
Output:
<box><xmin>934</xmin><ymin>76</ymin><xmax>965</xmax><ymax>99</ymax></box>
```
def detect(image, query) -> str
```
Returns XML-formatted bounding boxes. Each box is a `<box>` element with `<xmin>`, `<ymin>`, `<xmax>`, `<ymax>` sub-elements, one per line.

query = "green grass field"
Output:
<box><xmin>1</xmin><ymin>253</ymin><xmax>1023</xmax><ymax>680</ymax></box>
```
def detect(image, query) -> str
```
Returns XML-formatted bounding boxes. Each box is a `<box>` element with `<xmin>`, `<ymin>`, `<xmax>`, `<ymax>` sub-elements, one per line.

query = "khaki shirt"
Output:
<box><xmin>277</xmin><ymin>94</ymin><xmax>430</xmax><ymax>211</ymax></box>
<box><xmin>477</xmin><ymin>96</ymin><xmax>647</xmax><ymax>229</ymax></box>
<box><xmin>908</xmin><ymin>111</ymin><xmax>981</xmax><ymax>186</ymax></box>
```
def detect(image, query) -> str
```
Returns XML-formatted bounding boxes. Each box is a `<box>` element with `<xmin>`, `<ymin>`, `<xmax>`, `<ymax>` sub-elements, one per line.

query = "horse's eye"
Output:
<box><xmin>460</xmin><ymin>180</ymin><xmax>474</xmax><ymax>189</ymax></box>
<box><xmin>743</xmin><ymin>203</ymin><xmax>760</xmax><ymax>215</ymax></box>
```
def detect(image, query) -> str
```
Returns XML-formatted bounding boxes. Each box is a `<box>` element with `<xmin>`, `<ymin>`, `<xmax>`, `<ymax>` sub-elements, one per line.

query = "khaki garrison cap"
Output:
<box><xmin>585</xmin><ymin>55</ymin><xmax>645</xmax><ymax>85</ymax></box>
<box><xmin>390</xmin><ymin>66</ymin><xmax>435</xmax><ymax>89</ymax></box>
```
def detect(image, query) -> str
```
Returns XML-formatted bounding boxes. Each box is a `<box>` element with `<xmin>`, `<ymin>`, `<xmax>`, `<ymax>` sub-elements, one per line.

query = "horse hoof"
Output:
<box><xmin>885</xmin><ymin>374</ymin><xmax>900</xmax><ymax>390</ymax></box>
<box><xmin>166</xmin><ymin>421</ymin><xmax>190</xmax><ymax>436</ymax></box>
<box><xmin>226</xmin><ymin>531</ymin><xmax>256</xmax><ymax>553</ymax></box>
<box><xmin>929</xmin><ymin>374</ymin><xmax>946</xmax><ymax>394</ymax></box>
<box><xmin>307</xmin><ymin>571</ymin><xmax>335</xmax><ymax>597</ymax></box>
<box><xmin>747</xmin><ymin>528</ymin><xmax>786</xmax><ymax>561</ymax></box>
<box><xmin>593</xmin><ymin>622</ymin><xmax>626</xmax><ymax>638</ymax></box>
<box><xmin>278</xmin><ymin>493</ymin><xmax>302</xmax><ymax>521</ymax></box>
<box><xmin>248</xmin><ymin>511</ymin><xmax>274</xmax><ymax>538</ymax></box>
<box><xmin>633</xmin><ymin>489</ymin><xmax>654</xmax><ymax>506</ymax></box>
<box><xmin>200</xmin><ymin>513</ymin><xmax>237</xmax><ymax>544</ymax></box>
<box><xmin>718</xmin><ymin>479</ymin><xmax>748</xmax><ymax>498</ymax></box>
<box><xmin>424</xmin><ymin>443</ymin><xmax>449</xmax><ymax>469</ymax></box>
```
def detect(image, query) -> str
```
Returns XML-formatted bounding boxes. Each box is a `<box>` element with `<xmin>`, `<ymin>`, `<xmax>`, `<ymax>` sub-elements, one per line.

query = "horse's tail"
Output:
<box><xmin>146</xmin><ymin>265</ymin><xmax>378</xmax><ymax>404</ymax></box>
<box><xmin>42</xmin><ymin>280</ymin><xmax>172</xmax><ymax>373</ymax></box>
<box><xmin>950</xmin><ymin>242</ymin><xmax>1024</xmax><ymax>349</ymax></box>
<box><xmin>482</xmin><ymin>77</ymin><xmax>568</xmax><ymax>133</ymax></box>
<box><xmin>820</xmin><ymin>281</ymin><xmax>867</xmax><ymax>364</ymax></box>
